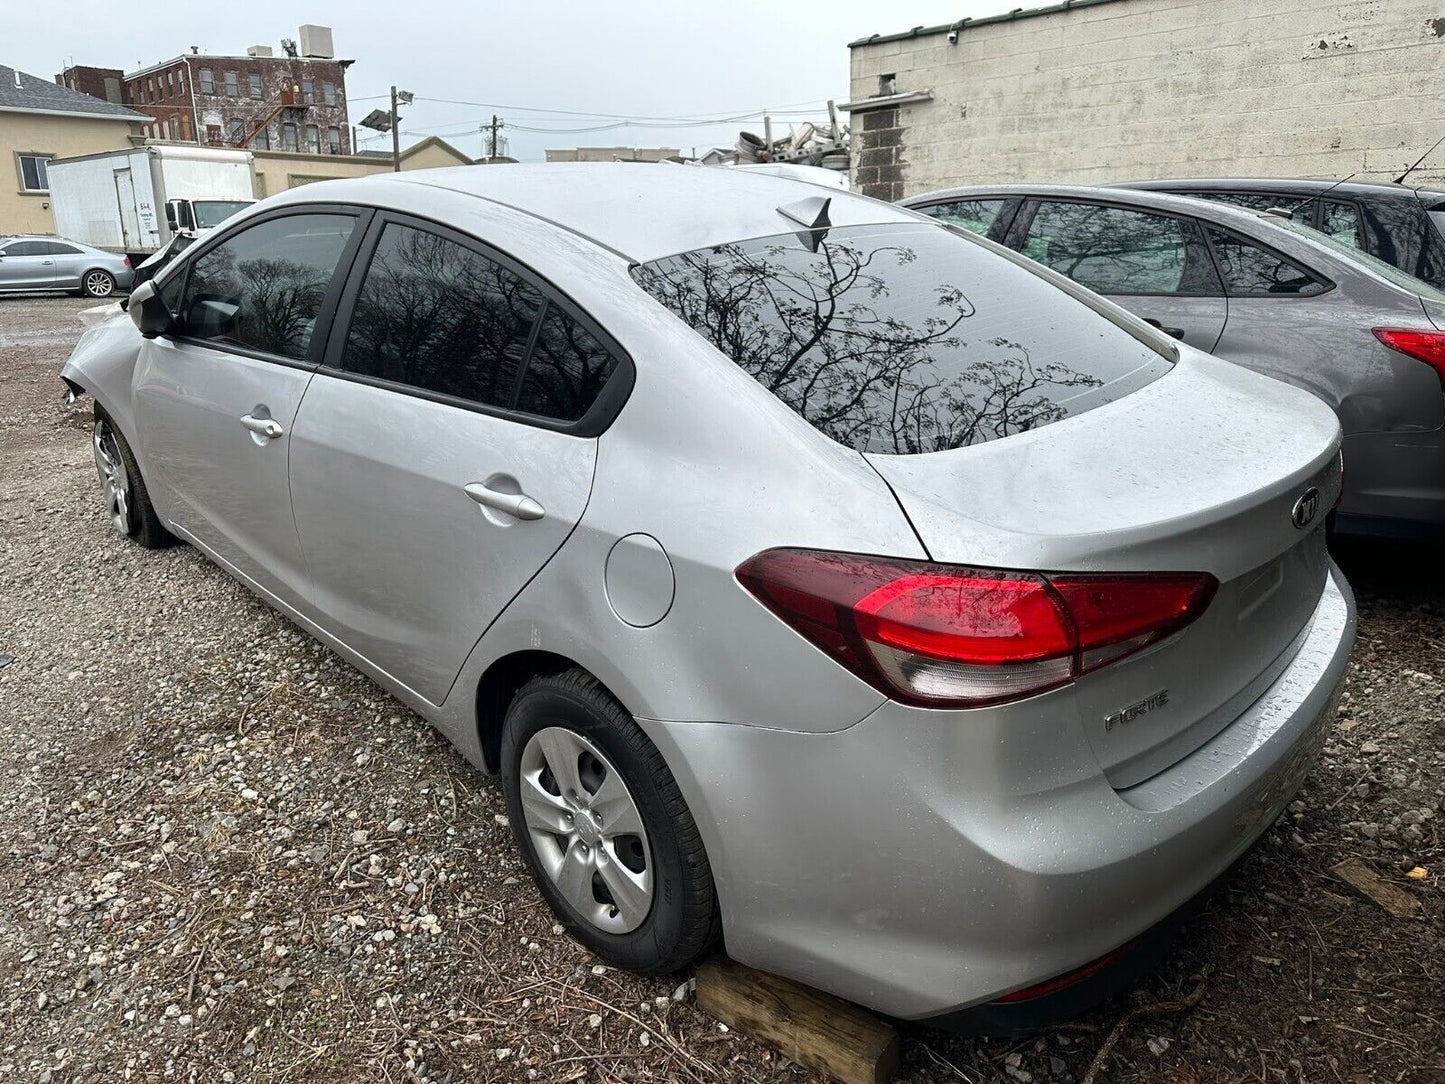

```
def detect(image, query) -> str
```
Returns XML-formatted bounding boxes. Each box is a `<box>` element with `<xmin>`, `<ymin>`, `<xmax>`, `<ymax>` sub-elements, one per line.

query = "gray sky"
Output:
<box><xmin>4</xmin><ymin>0</ymin><xmax>1009</xmax><ymax>160</ymax></box>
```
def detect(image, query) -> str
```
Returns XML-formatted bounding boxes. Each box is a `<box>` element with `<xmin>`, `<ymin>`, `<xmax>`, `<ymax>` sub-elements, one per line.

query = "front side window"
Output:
<box><xmin>339</xmin><ymin>222</ymin><xmax>543</xmax><ymax>408</ymax></box>
<box><xmin>17</xmin><ymin>153</ymin><xmax>51</xmax><ymax>192</ymax></box>
<box><xmin>1206</xmin><ymin>228</ymin><xmax>1328</xmax><ymax>296</ymax></box>
<box><xmin>632</xmin><ymin>223</ymin><xmax>1171</xmax><ymax>455</ymax></box>
<box><xmin>918</xmin><ymin>198</ymin><xmax>1007</xmax><ymax>238</ymax></box>
<box><xmin>224</xmin><ymin>71</ymin><xmax>239</xmax><ymax>97</ymax></box>
<box><xmin>178</xmin><ymin>213</ymin><xmax>356</xmax><ymax>360</ymax></box>
<box><xmin>199</xmin><ymin>68</ymin><xmax>214</xmax><ymax>95</ymax></box>
<box><xmin>1022</xmin><ymin>201</ymin><xmax>1219</xmax><ymax>296</ymax></box>
<box><xmin>3</xmin><ymin>240</ymin><xmax>49</xmax><ymax>256</ymax></box>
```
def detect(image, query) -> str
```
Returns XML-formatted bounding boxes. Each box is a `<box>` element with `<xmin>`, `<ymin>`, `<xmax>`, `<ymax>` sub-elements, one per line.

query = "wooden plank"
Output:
<box><xmin>1331</xmin><ymin>857</ymin><xmax>1421</xmax><ymax>919</ymax></box>
<box><xmin>694</xmin><ymin>958</ymin><xmax>899</xmax><ymax>1084</ymax></box>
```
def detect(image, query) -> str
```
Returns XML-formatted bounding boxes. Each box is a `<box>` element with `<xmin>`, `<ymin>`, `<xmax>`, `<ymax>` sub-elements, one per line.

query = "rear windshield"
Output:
<box><xmin>631</xmin><ymin>223</ymin><xmax>1171</xmax><ymax>455</ymax></box>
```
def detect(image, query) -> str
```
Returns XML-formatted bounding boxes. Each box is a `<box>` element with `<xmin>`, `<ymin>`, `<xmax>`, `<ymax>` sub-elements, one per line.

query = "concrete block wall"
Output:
<box><xmin>848</xmin><ymin>0</ymin><xmax>1445</xmax><ymax>197</ymax></box>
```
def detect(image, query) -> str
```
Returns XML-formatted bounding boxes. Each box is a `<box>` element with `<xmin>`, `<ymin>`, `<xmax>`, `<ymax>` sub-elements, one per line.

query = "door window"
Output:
<box><xmin>1022</xmin><ymin>201</ymin><xmax>1220</xmax><ymax>296</ymax></box>
<box><xmin>917</xmin><ymin>199</ymin><xmax>1007</xmax><ymax>237</ymax></box>
<box><xmin>516</xmin><ymin>305</ymin><xmax>621</xmax><ymax>422</ymax></box>
<box><xmin>339</xmin><ymin>222</ymin><xmax>544</xmax><ymax>407</ymax></box>
<box><xmin>1205</xmin><ymin>228</ymin><xmax>1328</xmax><ymax>296</ymax></box>
<box><xmin>3</xmin><ymin>241</ymin><xmax>49</xmax><ymax>256</ymax></box>
<box><xmin>178</xmin><ymin>213</ymin><xmax>357</xmax><ymax>360</ymax></box>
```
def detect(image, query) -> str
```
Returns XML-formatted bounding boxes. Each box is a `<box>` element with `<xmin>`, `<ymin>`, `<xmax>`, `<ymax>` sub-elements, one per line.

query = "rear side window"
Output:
<box><xmin>632</xmin><ymin>223</ymin><xmax>1171</xmax><ymax>456</ymax></box>
<box><xmin>1320</xmin><ymin>200</ymin><xmax>1364</xmax><ymax>249</ymax></box>
<box><xmin>1188</xmin><ymin>191</ymin><xmax>1290</xmax><ymax>213</ymax></box>
<box><xmin>917</xmin><ymin>199</ymin><xmax>1007</xmax><ymax>237</ymax></box>
<box><xmin>1021</xmin><ymin>201</ymin><xmax>1221</xmax><ymax>296</ymax></box>
<box><xmin>516</xmin><ymin>305</ymin><xmax>620</xmax><ymax>422</ymax></box>
<box><xmin>341</xmin><ymin>222</ymin><xmax>543</xmax><ymax>408</ymax></box>
<box><xmin>47</xmin><ymin>242</ymin><xmax>82</xmax><ymax>255</ymax></box>
<box><xmin>179</xmin><ymin>213</ymin><xmax>356</xmax><ymax>360</ymax></box>
<box><xmin>1205</xmin><ymin>228</ymin><xmax>1328</xmax><ymax>296</ymax></box>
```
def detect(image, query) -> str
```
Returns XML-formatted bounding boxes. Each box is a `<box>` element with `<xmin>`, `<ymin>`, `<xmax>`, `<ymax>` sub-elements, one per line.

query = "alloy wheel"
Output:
<box><xmin>84</xmin><ymin>271</ymin><xmax>114</xmax><ymax>297</ymax></box>
<box><xmin>92</xmin><ymin>419</ymin><xmax>131</xmax><ymax>535</ymax></box>
<box><xmin>518</xmin><ymin>726</ymin><xmax>654</xmax><ymax>933</ymax></box>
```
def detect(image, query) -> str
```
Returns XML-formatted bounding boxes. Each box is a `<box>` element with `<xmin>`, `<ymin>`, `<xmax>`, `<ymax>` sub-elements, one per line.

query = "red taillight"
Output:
<box><xmin>736</xmin><ymin>550</ymin><xmax>1216</xmax><ymax>708</ymax></box>
<box><xmin>122</xmin><ymin>256</ymin><xmax>132</xmax><ymax>268</ymax></box>
<box><xmin>1374</xmin><ymin>327</ymin><xmax>1445</xmax><ymax>388</ymax></box>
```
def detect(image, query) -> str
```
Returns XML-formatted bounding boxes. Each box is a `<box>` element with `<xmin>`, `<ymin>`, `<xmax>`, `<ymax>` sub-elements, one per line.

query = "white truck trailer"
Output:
<box><xmin>47</xmin><ymin>145</ymin><xmax>256</xmax><ymax>263</ymax></box>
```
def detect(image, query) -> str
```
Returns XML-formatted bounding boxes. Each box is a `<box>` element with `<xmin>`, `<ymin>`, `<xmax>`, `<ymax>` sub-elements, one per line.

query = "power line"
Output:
<box><xmin>411</xmin><ymin>95</ymin><xmax>829</xmax><ymax>123</ymax></box>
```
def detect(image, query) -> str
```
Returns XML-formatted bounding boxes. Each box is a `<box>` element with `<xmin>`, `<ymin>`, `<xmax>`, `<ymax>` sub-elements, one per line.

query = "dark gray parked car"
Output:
<box><xmin>901</xmin><ymin>184</ymin><xmax>1445</xmax><ymax>538</ymax></box>
<box><xmin>1119</xmin><ymin>178</ymin><xmax>1445</xmax><ymax>289</ymax></box>
<box><xmin>0</xmin><ymin>235</ymin><xmax>133</xmax><ymax>297</ymax></box>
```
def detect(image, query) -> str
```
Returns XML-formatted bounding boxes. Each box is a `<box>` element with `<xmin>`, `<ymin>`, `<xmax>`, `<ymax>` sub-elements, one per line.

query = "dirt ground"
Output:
<box><xmin>0</xmin><ymin>295</ymin><xmax>1440</xmax><ymax>1084</ymax></box>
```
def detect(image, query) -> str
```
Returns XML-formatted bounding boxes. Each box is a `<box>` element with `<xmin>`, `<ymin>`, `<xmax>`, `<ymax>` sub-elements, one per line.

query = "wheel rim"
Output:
<box><xmin>85</xmin><ymin>271</ymin><xmax>113</xmax><ymax>297</ymax></box>
<box><xmin>519</xmin><ymin>727</ymin><xmax>654</xmax><ymax>934</ymax></box>
<box><xmin>92</xmin><ymin>420</ymin><xmax>131</xmax><ymax>535</ymax></box>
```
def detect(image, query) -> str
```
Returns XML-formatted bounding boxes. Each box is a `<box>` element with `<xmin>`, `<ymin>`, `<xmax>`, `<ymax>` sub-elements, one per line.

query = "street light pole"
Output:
<box><xmin>390</xmin><ymin>85</ymin><xmax>401</xmax><ymax>172</ymax></box>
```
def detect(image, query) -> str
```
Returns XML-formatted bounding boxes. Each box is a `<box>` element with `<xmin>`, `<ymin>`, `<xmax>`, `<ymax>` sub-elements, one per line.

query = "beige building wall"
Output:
<box><xmin>1</xmin><ymin>113</ymin><xmax>141</xmax><ymax>233</ymax></box>
<box><xmin>848</xmin><ymin>0</ymin><xmax>1445</xmax><ymax>199</ymax></box>
<box><xmin>250</xmin><ymin>141</ymin><xmax>473</xmax><ymax>196</ymax></box>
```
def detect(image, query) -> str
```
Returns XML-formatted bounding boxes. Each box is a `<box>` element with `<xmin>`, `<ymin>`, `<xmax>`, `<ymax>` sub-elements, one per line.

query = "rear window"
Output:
<box><xmin>631</xmin><ymin>223</ymin><xmax>1171</xmax><ymax>455</ymax></box>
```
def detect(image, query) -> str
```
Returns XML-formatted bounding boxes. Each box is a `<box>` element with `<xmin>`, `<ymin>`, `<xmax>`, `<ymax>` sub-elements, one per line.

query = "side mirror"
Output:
<box><xmin>165</xmin><ymin>201</ymin><xmax>178</xmax><ymax>231</ymax></box>
<box><xmin>128</xmin><ymin>281</ymin><xmax>173</xmax><ymax>339</ymax></box>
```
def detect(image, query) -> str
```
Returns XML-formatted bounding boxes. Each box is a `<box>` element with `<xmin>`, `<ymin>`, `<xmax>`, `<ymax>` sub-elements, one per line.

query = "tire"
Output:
<box><xmin>81</xmin><ymin>269</ymin><xmax>116</xmax><ymax>298</ymax></box>
<box><xmin>92</xmin><ymin>409</ymin><xmax>174</xmax><ymax>549</ymax></box>
<box><xmin>501</xmin><ymin>669</ymin><xmax>720</xmax><ymax>974</ymax></box>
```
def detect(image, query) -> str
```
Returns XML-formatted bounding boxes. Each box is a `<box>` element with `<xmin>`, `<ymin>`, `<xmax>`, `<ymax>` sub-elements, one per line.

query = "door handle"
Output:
<box><xmin>1144</xmin><ymin>318</ymin><xmax>1186</xmax><ymax>340</ymax></box>
<box><xmin>240</xmin><ymin>413</ymin><xmax>284</xmax><ymax>439</ymax></box>
<box><xmin>464</xmin><ymin>482</ymin><xmax>545</xmax><ymax>521</ymax></box>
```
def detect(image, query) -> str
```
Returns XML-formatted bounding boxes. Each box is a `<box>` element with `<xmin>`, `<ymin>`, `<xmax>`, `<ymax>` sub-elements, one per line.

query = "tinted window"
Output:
<box><xmin>1022</xmin><ymin>202</ymin><xmax>1220</xmax><ymax>296</ymax></box>
<box><xmin>178</xmin><ymin>213</ymin><xmax>355</xmax><ymax>359</ymax></box>
<box><xmin>1321</xmin><ymin>200</ymin><xmax>1364</xmax><ymax>249</ymax></box>
<box><xmin>1206</xmin><ymin>228</ymin><xmax>1328</xmax><ymax>296</ymax></box>
<box><xmin>632</xmin><ymin>223</ymin><xmax>1171</xmax><ymax>455</ymax></box>
<box><xmin>918</xmin><ymin>199</ymin><xmax>1007</xmax><ymax>237</ymax></box>
<box><xmin>46</xmin><ymin>242</ymin><xmax>82</xmax><ymax>255</ymax></box>
<box><xmin>4</xmin><ymin>241</ymin><xmax>49</xmax><ymax>256</ymax></box>
<box><xmin>340</xmin><ymin>222</ymin><xmax>543</xmax><ymax>407</ymax></box>
<box><xmin>517</xmin><ymin>306</ymin><xmax>620</xmax><ymax>422</ymax></box>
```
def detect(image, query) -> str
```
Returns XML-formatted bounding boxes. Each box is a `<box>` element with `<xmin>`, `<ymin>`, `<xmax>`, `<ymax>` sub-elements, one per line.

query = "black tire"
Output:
<box><xmin>93</xmin><ymin>408</ymin><xmax>174</xmax><ymax>549</ymax></box>
<box><xmin>501</xmin><ymin>669</ymin><xmax>720</xmax><ymax>974</ymax></box>
<box><xmin>81</xmin><ymin>269</ymin><xmax>116</xmax><ymax>298</ymax></box>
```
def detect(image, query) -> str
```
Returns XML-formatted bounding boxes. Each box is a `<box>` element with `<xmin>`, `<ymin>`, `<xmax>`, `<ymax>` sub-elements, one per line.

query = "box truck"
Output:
<box><xmin>47</xmin><ymin>145</ymin><xmax>257</xmax><ymax>264</ymax></box>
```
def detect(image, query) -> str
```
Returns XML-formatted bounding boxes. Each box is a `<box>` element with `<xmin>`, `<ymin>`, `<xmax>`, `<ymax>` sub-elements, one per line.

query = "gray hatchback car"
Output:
<box><xmin>903</xmin><ymin>185</ymin><xmax>1445</xmax><ymax>538</ymax></box>
<box><xmin>60</xmin><ymin>166</ymin><xmax>1354</xmax><ymax>1028</ymax></box>
<box><xmin>0</xmin><ymin>235</ymin><xmax>133</xmax><ymax>297</ymax></box>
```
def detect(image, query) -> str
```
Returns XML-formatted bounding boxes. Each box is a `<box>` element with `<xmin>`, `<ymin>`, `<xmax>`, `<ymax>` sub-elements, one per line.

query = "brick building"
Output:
<box><xmin>58</xmin><ymin>24</ymin><xmax>353</xmax><ymax>156</ymax></box>
<box><xmin>845</xmin><ymin>0</ymin><xmax>1445</xmax><ymax>201</ymax></box>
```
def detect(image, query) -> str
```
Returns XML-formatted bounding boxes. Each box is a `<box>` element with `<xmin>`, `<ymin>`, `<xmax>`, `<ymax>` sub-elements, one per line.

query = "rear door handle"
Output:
<box><xmin>464</xmin><ymin>482</ymin><xmax>545</xmax><ymax>521</ymax></box>
<box><xmin>240</xmin><ymin>414</ymin><xmax>284</xmax><ymax>439</ymax></box>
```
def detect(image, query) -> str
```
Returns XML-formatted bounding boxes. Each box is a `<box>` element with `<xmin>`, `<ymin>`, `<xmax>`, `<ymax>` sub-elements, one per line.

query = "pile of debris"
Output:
<box><xmin>735</xmin><ymin>115</ymin><xmax>848</xmax><ymax>173</ymax></box>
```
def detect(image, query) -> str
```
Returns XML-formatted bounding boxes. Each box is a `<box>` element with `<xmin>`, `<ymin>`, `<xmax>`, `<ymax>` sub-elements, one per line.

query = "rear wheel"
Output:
<box><xmin>92</xmin><ymin>411</ymin><xmax>173</xmax><ymax>549</ymax></box>
<box><xmin>81</xmin><ymin>270</ymin><xmax>116</xmax><ymax>298</ymax></box>
<box><xmin>501</xmin><ymin>669</ymin><xmax>720</xmax><ymax>974</ymax></box>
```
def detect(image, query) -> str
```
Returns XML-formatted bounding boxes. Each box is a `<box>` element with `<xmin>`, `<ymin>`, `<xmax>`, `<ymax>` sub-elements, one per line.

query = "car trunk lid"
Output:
<box><xmin>866</xmin><ymin>352</ymin><xmax>1343</xmax><ymax>786</ymax></box>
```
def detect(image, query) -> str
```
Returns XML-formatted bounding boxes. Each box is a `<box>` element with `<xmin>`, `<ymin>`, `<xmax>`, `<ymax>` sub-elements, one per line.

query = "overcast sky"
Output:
<box><xmin>5</xmin><ymin>0</ymin><xmax>1010</xmax><ymax>161</ymax></box>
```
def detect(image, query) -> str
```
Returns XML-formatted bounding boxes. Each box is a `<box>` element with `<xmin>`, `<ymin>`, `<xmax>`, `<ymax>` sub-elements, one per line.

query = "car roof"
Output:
<box><xmin>902</xmin><ymin>182</ymin><xmax>1288</xmax><ymax>228</ymax></box>
<box><xmin>266</xmin><ymin>163</ymin><xmax>921</xmax><ymax>263</ymax></box>
<box><xmin>1116</xmin><ymin>177</ymin><xmax>1445</xmax><ymax>202</ymax></box>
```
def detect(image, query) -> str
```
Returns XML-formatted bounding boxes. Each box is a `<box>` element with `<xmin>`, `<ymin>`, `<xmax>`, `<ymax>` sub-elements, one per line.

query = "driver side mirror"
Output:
<box><xmin>128</xmin><ymin>281</ymin><xmax>174</xmax><ymax>339</ymax></box>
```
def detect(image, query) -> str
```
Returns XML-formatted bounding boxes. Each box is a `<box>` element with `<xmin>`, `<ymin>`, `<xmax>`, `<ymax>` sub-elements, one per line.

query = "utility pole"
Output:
<box><xmin>485</xmin><ymin>113</ymin><xmax>503</xmax><ymax>160</ymax></box>
<box><xmin>390</xmin><ymin>85</ymin><xmax>401</xmax><ymax>171</ymax></box>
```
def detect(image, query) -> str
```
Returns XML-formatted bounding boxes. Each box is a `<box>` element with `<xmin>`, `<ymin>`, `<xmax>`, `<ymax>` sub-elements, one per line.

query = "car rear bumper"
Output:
<box><xmin>1338</xmin><ymin>429</ymin><xmax>1445</xmax><ymax>532</ymax></box>
<box><xmin>640</xmin><ymin>564</ymin><xmax>1355</xmax><ymax>1020</ymax></box>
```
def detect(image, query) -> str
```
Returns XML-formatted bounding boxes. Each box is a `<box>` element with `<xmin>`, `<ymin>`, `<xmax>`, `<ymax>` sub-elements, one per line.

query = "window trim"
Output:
<box><xmin>1199</xmin><ymin>223</ymin><xmax>1335</xmax><ymax>300</ymax></box>
<box><xmin>1006</xmin><ymin>196</ymin><xmax>1225</xmax><ymax>299</ymax></box>
<box><xmin>157</xmin><ymin>203</ymin><xmax>376</xmax><ymax>372</ymax></box>
<box><xmin>15</xmin><ymin>151</ymin><xmax>52</xmax><ymax>194</ymax></box>
<box><xmin>319</xmin><ymin>209</ymin><xmax>635</xmax><ymax>438</ymax></box>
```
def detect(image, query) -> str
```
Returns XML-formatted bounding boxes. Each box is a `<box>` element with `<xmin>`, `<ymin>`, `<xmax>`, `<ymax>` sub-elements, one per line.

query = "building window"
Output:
<box><xmin>322</xmin><ymin>81</ymin><xmax>336</xmax><ymax>106</ymax></box>
<box><xmin>254</xmin><ymin>126</ymin><xmax>270</xmax><ymax>150</ymax></box>
<box><xmin>301</xmin><ymin>79</ymin><xmax>315</xmax><ymax>104</ymax></box>
<box><xmin>199</xmin><ymin>68</ymin><xmax>214</xmax><ymax>94</ymax></box>
<box><xmin>878</xmin><ymin>73</ymin><xmax>897</xmax><ymax>96</ymax></box>
<box><xmin>180</xmin><ymin>113</ymin><xmax>193</xmax><ymax>141</ymax></box>
<box><xmin>165</xmin><ymin>119</ymin><xmax>176</xmax><ymax>140</ymax></box>
<box><xmin>228</xmin><ymin>118</ymin><xmax>246</xmax><ymax>145</ymax></box>
<box><xmin>104</xmin><ymin>76</ymin><xmax>121</xmax><ymax>103</ymax></box>
<box><xmin>249</xmin><ymin>72</ymin><xmax>263</xmax><ymax>99</ymax></box>
<box><xmin>305</xmin><ymin>124</ymin><xmax>321</xmax><ymax>153</ymax></box>
<box><xmin>225</xmin><ymin>71</ymin><xmax>239</xmax><ymax>97</ymax></box>
<box><xmin>325</xmin><ymin>126</ymin><xmax>342</xmax><ymax>154</ymax></box>
<box><xmin>17</xmin><ymin>153</ymin><xmax>52</xmax><ymax>192</ymax></box>
<box><xmin>281</xmin><ymin>122</ymin><xmax>298</xmax><ymax>151</ymax></box>
<box><xmin>205</xmin><ymin>124</ymin><xmax>222</xmax><ymax>146</ymax></box>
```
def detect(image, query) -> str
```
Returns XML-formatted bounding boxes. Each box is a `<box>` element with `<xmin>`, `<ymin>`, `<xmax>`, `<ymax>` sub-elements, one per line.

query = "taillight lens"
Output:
<box><xmin>736</xmin><ymin>549</ymin><xmax>1216</xmax><ymax>708</ymax></box>
<box><xmin>1374</xmin><ymin>327</ymin><xmax>1445</xmax><ymax>388</ymax></box>
<box><xmin>122</xmin><ymin>256</ymin><xmax>132</xmax><ymax>268</ymax></box>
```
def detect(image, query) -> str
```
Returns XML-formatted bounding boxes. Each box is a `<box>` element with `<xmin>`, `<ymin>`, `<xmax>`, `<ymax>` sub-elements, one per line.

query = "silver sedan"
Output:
<box><xmin>60</xmin><ymin>166</ymin><xmax>1354</xmax><ymax>1029</ymax></box>
<box><xmin>0</xmin><ymin>235</ymin><xmax>133</xmax><ymax>297</ymax></box>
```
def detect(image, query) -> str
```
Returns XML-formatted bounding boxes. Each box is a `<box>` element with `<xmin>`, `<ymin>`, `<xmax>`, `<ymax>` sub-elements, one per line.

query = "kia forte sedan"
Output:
<box><xmin>61</xmin><ymin>165</ymin><xmax>1354</xmax><ymax>1028</ymax></box>
<box><xmin>903</xmin><ymin>184</ymin><xmax>1445</xmax><ymax>539</ymax></box>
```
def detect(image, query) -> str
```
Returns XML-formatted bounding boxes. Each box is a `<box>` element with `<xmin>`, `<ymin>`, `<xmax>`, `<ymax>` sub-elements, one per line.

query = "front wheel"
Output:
<box><xmin>92</xmin><ymin>412</ymin><xmax>173</xmax><ymax>549</ymax></box>
<box><xmin>501</xmin><ymin>669</ymin><xmax>720</xmax><ymax>974</ymax></box>
<box><xmin>81</xmin><ymin>270</ymin><xmax>116</xmax><ymax>298</ymax></box>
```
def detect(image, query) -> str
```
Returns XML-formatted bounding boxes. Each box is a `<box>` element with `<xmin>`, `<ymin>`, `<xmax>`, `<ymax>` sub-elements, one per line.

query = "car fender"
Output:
<box><xmin>60</xmin><ymin>310</ymin><xmax>146</xmax><ymax>455</ymax></box>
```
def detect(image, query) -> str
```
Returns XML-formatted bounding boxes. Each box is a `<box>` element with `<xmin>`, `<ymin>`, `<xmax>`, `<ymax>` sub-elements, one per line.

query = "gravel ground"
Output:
<box><xmin>0</xmin><ymin>295</ymin><xmax>1440</xmax><ymax>1083</ymax></box>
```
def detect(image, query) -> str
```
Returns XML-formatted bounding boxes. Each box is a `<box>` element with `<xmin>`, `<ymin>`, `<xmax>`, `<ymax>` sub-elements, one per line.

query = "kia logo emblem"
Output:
<box><xmin>1291</xmin><ymin>487</ymin><xmax>1321</xmax><ymax>530</ymax></box>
